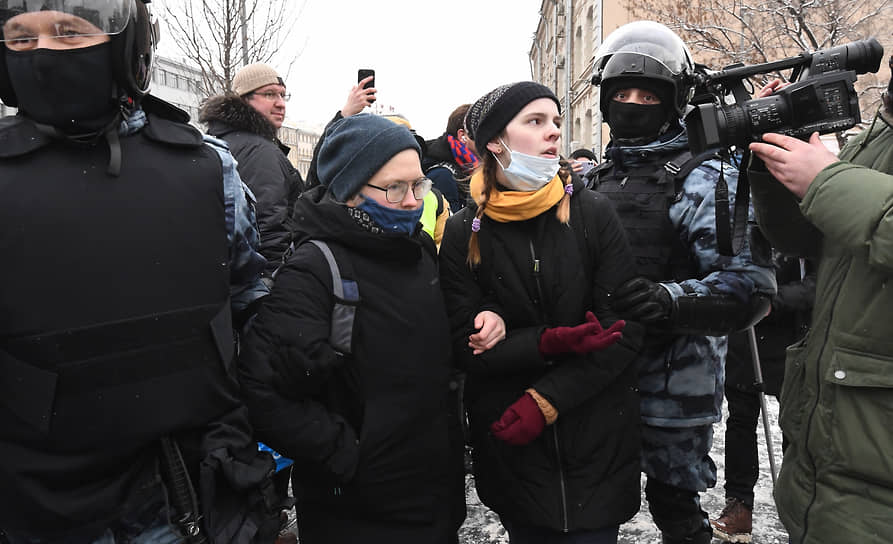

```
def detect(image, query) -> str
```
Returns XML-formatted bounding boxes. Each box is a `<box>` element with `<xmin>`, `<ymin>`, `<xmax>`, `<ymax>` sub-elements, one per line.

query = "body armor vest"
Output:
<box><xmin>0</xmin><ymin>113</ymin><xmax>240</xmax><ymax>532</ymax></box>
<box><xmin>591</xmin><ymin>151</ymin><xmax>696</xmax><ymax>282</ymax></box>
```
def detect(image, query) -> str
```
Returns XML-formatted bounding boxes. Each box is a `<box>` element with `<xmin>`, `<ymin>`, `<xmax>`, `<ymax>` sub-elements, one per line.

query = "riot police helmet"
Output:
<box><xmin>591</xmin><ymin>20</ymin><xmax>695</xmax><ymax>118</ymax></box>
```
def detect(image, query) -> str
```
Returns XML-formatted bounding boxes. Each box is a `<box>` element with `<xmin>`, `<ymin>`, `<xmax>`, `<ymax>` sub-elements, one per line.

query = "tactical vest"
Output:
<box><xmin>591</xmin><ymin>151</ymin><xmax>700</xmax><ymax>282</ymax></box>
<box><xmin>0</xmin><ymin>113</ymin><xmax>239</xmax><ymax>532</ymax></box>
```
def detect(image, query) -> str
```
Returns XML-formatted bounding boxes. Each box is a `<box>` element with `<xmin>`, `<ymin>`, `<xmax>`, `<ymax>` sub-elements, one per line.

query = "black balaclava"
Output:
<box><xmin>6</xmin><ymin>42</ymin><xmax>119</xmax><ymax>133</ymax></box>
<box><xmin>605</xmin><ymin>79</ymin><xmax>674</xmax><ymax>145</ymax></box>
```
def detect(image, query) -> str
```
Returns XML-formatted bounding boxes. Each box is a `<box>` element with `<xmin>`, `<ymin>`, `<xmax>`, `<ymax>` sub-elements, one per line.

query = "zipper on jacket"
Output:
<box><xmin>552</xmin><ymin>424</ymin><xmax>569</xmax><ymax>532</ymax></box>
<box><xmin>529</xmin><ymin>239</ymin><xmax>568</xmax><ymax>528</ymax></box>
<box><xmin>799</xmin><ymin>269</ymin><xmax>845</xmax><ymax>539</ymax></box>
<box><xmin>529</xmin><ymin>240</ymin><xmax>548</xmax><ymax>321</ymax></box>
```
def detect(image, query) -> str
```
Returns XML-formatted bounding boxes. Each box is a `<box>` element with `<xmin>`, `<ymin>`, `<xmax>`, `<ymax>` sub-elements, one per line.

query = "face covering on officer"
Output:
<box><xmin>607</xmin><ymin>101</ymin><xmax>668</xmax><ymax>143</ymax></box>
<box><xmin>493</xmin><ymin>139</ymin><xmax>560</xmax><ymax>192</ymax></box>
<box><xmin>6</xmin><ymin>42</ymin><xmax>118</xmax><ymax>131</ymax></box>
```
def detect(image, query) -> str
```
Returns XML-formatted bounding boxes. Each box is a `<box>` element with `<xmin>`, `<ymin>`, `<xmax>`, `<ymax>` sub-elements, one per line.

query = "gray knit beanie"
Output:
<box><xmin>318</xmin><ymin>113</ymin><xmax>422</xmax><ymax>202</ymax></box>
<box><xmin>465</xmin><ymin>81</ymin><xmax>561</xmax><ymax>149</ymax></box>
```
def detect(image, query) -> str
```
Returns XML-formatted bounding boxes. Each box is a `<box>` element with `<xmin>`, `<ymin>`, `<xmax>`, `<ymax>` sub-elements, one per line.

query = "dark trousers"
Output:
<box><xmin>723</xmin><ymin>386</ymin><xmax>762</xmax><ymax>507</ymax></box>
<box><xmin>501</xmin><ymin>519</ymin><xmax>619</xmax><ymax>544</ymax></box>
<box><xmin>645</xmin><ymin>478</ymin><xmax>710</xmax><ymax>539</ymax></box>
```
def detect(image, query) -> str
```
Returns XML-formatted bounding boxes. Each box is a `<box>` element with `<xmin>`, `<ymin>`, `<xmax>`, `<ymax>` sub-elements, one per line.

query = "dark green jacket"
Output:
<box><xmin>748</xmin><ymin>108</ymin><xmax>893</xmax><ymax>544</ymax></box>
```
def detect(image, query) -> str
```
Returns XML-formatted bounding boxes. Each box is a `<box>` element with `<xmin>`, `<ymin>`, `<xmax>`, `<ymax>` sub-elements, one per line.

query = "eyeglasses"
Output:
<box><xmin>366</xmin><ymin>177</ymin><xmax>433</xmax><ymax>203</ymax></box>
<box><xmin>253</xmin><ymin>91</ymin><xmax>291</xmax><ymax>102</ymax></box>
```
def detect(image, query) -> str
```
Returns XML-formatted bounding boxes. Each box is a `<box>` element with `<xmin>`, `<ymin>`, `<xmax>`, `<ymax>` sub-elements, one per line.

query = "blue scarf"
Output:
<box><xmin>357</xmin><ymin>198</ymin><xmax>422</xmax><ymax>234</ymax></box>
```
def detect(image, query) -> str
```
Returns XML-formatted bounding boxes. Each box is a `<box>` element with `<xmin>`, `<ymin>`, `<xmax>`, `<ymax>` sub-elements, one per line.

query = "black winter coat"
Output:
<box><xmin>200</xmin><ymin>95</ymin><xmax>304</xmax><ymax>276</ymax></box>
<box><xmin>438</xmin><ymin>176</ymin><xmax>645</xmax><ymax>531</ymax></box>
<box><xmin>239</xmin><ymin>187</ymin><xmax>453</xmax><ymax>534</ymax></box>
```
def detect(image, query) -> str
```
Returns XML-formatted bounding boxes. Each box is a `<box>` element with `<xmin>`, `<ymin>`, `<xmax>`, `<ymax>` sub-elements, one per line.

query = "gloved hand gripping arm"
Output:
<box><xmin>613</xmin><ymin>276</ymin><xmax>771</xmax><ymax>336</ymax></box>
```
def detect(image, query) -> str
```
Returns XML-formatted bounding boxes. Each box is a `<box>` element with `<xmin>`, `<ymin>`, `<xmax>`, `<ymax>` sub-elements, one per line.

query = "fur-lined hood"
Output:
<box><xmin>199</xmin><ymin>93</ymin><xmax>278</xmax><ymax>141</ymax></box>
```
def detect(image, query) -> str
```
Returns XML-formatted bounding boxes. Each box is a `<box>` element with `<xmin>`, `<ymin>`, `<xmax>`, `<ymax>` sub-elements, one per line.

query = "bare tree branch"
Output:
<box><xmin>160</xmin><ymin>0</ymin><xmax>306</xmax><ymax>97</ymax></box>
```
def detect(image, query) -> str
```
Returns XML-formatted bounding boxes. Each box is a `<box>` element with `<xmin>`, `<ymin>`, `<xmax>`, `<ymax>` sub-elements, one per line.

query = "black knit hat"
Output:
<box><xmin>465</xmin><ymin>81</ymin><xmax>561</xmax><ymax>150</ymax></box>
<box><xmin>318</xmin><ymin>113</ymin><xmax>421</xmax><ymax>202</ymax></box>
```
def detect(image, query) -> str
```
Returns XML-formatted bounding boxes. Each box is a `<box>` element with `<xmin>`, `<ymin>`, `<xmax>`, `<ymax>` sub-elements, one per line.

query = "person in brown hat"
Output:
<box><xmin>200</xmin><ymin>63</ymin><xmax>305</xmax><ymax>283</ymax></box>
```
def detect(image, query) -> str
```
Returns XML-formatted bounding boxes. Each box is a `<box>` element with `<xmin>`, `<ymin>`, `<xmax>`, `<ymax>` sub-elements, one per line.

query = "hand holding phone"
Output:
<box><xmin>357</xmin><ymin>68</ymin><xmax>376</xmax><ymax>105</ymax></box>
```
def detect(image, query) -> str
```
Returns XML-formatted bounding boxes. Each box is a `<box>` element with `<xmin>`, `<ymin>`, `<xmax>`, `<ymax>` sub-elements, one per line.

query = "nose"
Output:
<box><xmin>37</xmin><ymin>34</ymin><xmax>63</xmax><ymax>50</ymax></box>
<box><xmin>401</xmin><ymin>184</ymin><xmax>421</xmax><ymax>208</ymax></box>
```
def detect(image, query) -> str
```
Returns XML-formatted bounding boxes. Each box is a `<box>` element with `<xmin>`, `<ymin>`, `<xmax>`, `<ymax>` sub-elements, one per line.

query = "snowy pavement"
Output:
<box><xmin>459</xmin><ymin>396</ymin><xmax>789</xmax><ymax>544</ymax></box>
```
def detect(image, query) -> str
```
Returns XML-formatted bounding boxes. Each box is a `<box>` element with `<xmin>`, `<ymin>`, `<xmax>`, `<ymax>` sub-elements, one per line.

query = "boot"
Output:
<box><xmin>711</xmin><ymin>497</ymin><xmax>753</xmax><ymax>543</ymax></box>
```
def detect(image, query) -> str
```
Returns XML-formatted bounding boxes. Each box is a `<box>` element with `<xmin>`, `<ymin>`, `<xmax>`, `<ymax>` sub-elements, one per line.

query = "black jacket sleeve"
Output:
<box><xmin>237</xmin><ymin>141</ymin><xmax>302</xmax><ymax>275</ymax></box>
<box><xmin>238</xmin><ymin>243</ymin><xmax>359</xmax><ymax>483</ymax></box>
<box><xmin>439</xmin><ymin>211</ymin><xmax>547</xmax><ymax>377</ymax></box>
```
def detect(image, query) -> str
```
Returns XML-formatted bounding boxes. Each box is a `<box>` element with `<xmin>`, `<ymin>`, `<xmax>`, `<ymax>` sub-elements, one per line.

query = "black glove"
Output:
<box><xmin>612</xmin><ymin>277</ymin><xmax>673</xmax><ymax>323</ymax></box>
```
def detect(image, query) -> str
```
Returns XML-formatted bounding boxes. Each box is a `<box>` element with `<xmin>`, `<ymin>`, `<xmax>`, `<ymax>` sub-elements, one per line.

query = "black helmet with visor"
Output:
<box><xmin>591</xmin><ymin>20</ymin><xmax>695</xmax><ymax>118</ymax></box>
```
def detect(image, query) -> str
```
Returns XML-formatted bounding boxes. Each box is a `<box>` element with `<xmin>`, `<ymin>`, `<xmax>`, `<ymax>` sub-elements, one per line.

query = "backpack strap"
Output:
<box><xmin>308</xmin><ymin>240</ymin><xmax>360</xmax><ymax>356</ymax></box>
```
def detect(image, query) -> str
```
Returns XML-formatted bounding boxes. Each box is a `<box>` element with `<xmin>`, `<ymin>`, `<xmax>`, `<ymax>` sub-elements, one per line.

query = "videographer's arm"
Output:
<box><xmin>799</xmin><ymin>153</ymin><xmax>893</xmax><ymax>273</ymax></box>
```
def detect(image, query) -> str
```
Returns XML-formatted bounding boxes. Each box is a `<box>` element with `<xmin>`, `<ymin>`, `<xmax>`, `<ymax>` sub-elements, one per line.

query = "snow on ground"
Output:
<box><xmin>459</xmin><ymin>396</ymin><xmax>789</xmax><ymax>544</ymax></box>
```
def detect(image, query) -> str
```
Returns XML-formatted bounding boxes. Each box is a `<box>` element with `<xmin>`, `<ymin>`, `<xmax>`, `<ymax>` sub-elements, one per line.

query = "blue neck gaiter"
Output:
<box><xmin>357</xmin><ymin>197</ymin><xmax>423</xmax><ymax>234</ymax></box>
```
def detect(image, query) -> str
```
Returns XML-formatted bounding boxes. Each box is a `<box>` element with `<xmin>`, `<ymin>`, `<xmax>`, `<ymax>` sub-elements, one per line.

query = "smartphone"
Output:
<box><xmin>357</xmin><ymin>69</ymin><xmax>375</xmax><ymax>90</ymax></box>
<box><xmin>357</xmin><ymin>68</ymin><xmax>375</xmax><ymax>105</ymax></box>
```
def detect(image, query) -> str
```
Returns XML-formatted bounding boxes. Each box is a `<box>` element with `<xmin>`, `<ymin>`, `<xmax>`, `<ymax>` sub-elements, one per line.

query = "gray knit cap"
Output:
<box><xmin>318</xmin><ymin>113</ymin><xmax>422</xmax><ymax>202</ymax></box>
<box><xmin>465</xmin><ymin>81</ymin><xmax>561</xmax><ymax>149</ymax></box>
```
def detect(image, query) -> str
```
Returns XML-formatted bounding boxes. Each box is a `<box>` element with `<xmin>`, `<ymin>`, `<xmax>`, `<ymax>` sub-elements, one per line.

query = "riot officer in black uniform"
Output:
<box><xmin>0</xmin><ymin>1</ymin><xmax>277</xmax><ymax>542</ymax></box>
<box><xmin>587</xmin><ymin>21</ymin><xmax>776</xmax><ymax>544</ymax></box>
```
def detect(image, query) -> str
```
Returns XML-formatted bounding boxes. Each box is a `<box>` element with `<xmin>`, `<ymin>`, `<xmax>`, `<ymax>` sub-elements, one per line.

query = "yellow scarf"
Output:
<box><xmin>469</xmin><ymin>172</ymin><xmax>565</xmax><ymax>223</ymax></box>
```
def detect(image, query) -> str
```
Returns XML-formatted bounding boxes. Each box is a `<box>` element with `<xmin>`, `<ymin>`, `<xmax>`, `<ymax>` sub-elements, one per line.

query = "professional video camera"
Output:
<box><xmin>685</xmin><ymin>38</ymin><xmax>884</xmax><ymax>153</ymax></box>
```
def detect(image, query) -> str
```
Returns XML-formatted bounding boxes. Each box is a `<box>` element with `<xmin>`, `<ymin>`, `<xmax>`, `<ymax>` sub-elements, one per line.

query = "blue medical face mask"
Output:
<box><xmin>493</xmin><ymin>139</ymin><xmax>561</xmax><ymax>191</ymax></box>
<box><xmin>357</xmin><ymin>196</ymin><xmax>423</xmax><ymax>234</ymax></box>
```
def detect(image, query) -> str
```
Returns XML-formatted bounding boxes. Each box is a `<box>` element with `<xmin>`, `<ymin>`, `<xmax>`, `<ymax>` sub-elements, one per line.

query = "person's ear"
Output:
<box><xmin>486</xmin><ymin>140</ymin><xmax>502</xmax><ymax>154</ymax></box>
<box><xmin>457</xmin><ymin>128</ymin><xmax>469</xmax><ymax>142</ymax></box>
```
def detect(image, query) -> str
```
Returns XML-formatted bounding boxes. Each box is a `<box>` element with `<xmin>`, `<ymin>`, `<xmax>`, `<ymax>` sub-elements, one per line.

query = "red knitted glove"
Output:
<box><xmin>538</xmin><ymin>311</ymin><xmax>625</xmax><ymax>357</ymax></box>
<box><xmin>490</xmin><ymin>392</ymin><xmax>546</xmax><ymax>446</ymax></box>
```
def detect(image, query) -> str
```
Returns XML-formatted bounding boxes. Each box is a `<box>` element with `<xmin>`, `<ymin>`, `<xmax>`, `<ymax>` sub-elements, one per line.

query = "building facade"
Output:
<box><xmin>531</xmin><ymin>0</ymin><xmax>634</xmax><ymax>157</ymax></box>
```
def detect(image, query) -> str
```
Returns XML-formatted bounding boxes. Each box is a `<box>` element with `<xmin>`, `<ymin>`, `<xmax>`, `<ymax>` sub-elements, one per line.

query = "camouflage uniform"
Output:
<box><xmin>595</xmin><ymin>127</ymin><xmax>776</xmax><ymax>492</ymax></box>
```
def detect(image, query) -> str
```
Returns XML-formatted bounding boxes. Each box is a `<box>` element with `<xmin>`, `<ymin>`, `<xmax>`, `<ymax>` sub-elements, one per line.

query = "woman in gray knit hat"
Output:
<box><xmin>239</xmin><ymin>114</ymin><xmax>458</xmax><ymax>543</ymax></box>
<box><xmin>439</xmin><ymin>81</ymin><xmax>646</xmax><ymax>543</ymax></box>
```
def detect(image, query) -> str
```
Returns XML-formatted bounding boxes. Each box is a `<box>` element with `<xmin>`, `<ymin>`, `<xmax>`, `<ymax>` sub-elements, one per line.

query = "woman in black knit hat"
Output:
<box><xmin>439</xmin><ymin>81</ymin><xmax>646</xmax><ymax>543</ymax></box>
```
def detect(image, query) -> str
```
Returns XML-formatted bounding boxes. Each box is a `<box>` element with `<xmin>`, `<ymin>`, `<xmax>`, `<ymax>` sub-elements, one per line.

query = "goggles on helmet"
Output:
<box><xmin>1</xmin><ymin>0</ymin><xmax>132</xmax><ymax>49</ymax></box>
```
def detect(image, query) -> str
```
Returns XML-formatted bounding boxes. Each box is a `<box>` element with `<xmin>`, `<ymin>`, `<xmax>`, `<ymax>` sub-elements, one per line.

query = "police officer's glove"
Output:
<box><xmin>538</xmin><ymin>311</ymin><xmax>625</xmax><ymax>357</ymax></box>
<box><xmin>490</xmin><ymin>392</ymin><xmax>546</xmax><ymax>446</ymax></box>
<box><xmin>612</xmin><ymin>277</ymin><xmax>673</xmax><ymax>323</ymax></box>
